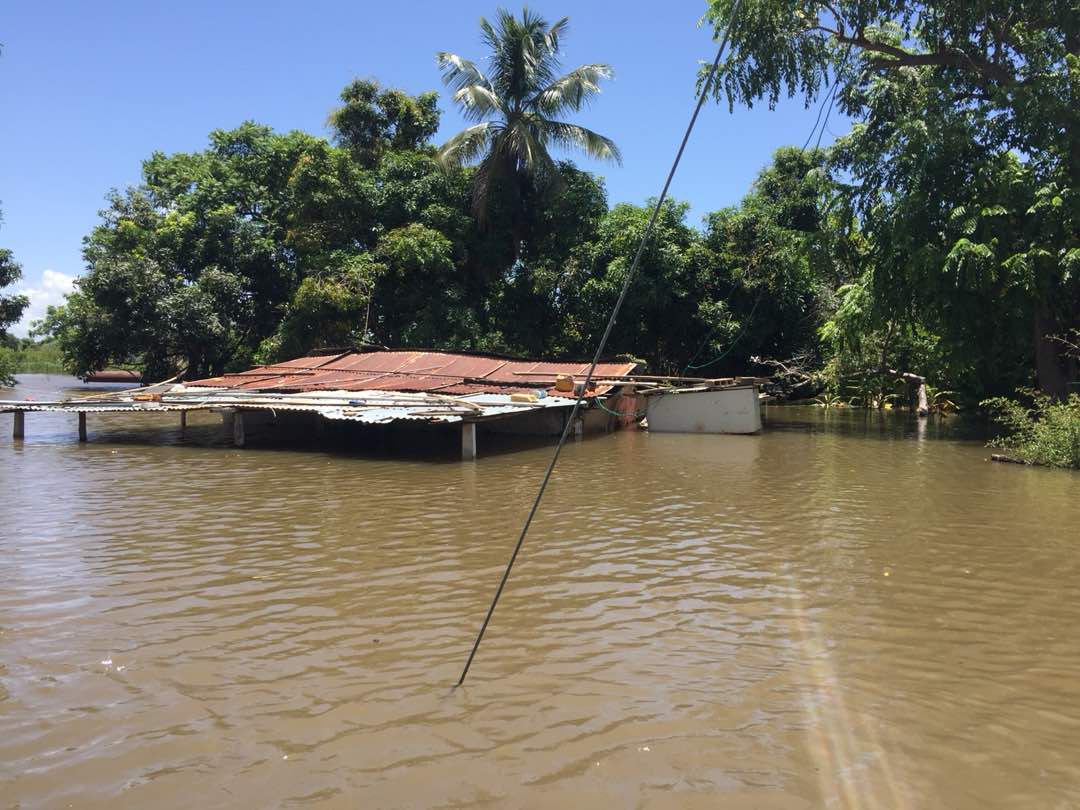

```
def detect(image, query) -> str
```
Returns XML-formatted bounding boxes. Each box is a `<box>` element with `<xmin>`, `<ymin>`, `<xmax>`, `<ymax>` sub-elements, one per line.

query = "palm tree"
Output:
<box><xmin>436</xmin><ymin>7</ymin><xmax>621</xmax><ymax>252</ymax></box>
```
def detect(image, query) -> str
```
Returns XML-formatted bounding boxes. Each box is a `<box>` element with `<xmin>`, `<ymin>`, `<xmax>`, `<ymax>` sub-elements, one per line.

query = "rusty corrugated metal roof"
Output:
<box><xmin>0</xmin><ymin>388</ymin><xmax>584</xmax><ymax>426</ymax></box>
<box><xmin>187</xmin><ymin>350</ymin><xmax>638</xmax><ymax>396</ymax></box>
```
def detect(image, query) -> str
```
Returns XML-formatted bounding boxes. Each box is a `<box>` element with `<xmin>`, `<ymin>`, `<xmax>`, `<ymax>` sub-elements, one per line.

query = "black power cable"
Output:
<box><xmin>455</xmin><ymin>0</ymin><xmax>746</xmax><ymax>687</ymax></box>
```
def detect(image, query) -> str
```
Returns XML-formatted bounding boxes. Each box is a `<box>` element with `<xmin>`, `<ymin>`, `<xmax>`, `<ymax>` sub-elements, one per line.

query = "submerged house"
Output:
<box><xmin>184</xmin><ymin>348</ymin><xmax>641</xmax><ymax>457</ymax></box>
<box><xmin>3</xmin><ymin>348</ymin><xmax>763</xmax><ymax>457</ymax></box>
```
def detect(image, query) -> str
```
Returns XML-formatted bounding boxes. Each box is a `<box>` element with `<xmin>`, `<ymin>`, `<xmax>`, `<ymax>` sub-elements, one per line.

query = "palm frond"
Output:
<box><xmin>436</xmin><ymin>51</ymin><xmax>494</xmax><ymax>94</ymax></box>
<box><xmin>436</xmin><ymin>9</ymin><xmax>620</xmax><ymax>226</ymax></box>
<box><xmin>541</xmin><ymin>120</ymin><xmax>623</xmax><ymax>165</ymax></box>
<box><xmin>521</xmin><ymin>13</ymin><xmax>562</xmax><ymax>98</ymax></box>
<box><xmin>481</xmin><ymin>8</ymin><xmax>561</xmax><ymax>105</ymax></box>
<box><xmin>506</xmin><ymin>118</ymin><xmax>557</xmax><ymax>178</ymax></box>
<box><xmin>436</xmin><ymin>122</ymin><xmax>496</xmax><ymax>168</ymax></box>
<box><xmin>531</xmin><ymin>64</ymin><xmax>614</xmax><ymax>116</ymax></box>
<box><xmin>478</xmin><ymin>13</ymin><xmax>506</xmax><ymax>56</ymax></box>
<box><xmin>452</xmin><ymin>84</ymin><xmax>505</xmax><ymax>122</ymax></box>
<box><xmin>544</xmin><ymin>16</ymin><xmax>569</xmax><ymax>52</ymax></box>
<box><xmin>479</xmin><ymin>13</ymin><xmax>513</xmax><ymax>99</ymax></box>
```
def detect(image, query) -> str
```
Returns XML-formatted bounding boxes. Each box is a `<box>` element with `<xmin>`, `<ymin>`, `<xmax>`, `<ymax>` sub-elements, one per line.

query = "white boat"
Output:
<box><xmin>645</xmin><ymin>384</ymin><xmax>761</xmax><ymax>434</ymax></box>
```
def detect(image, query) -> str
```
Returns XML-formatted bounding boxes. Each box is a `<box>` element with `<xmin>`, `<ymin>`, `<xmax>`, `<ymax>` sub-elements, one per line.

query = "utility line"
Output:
<box><xmin>801</xmin><ymin>82</ymin><xmax>837</xmax><ymax>151</ymax></box>
<box><xmin>687</xmin><ymin>42</ymin><xmax>853</xmax><ymax>378</ymax></box>
<box><xmin>684</xmin><ymin>287</ymin><xmax>765</xmax><ymax>372</ymax></box>
<box><xmin>454</xmin><ymin>0</ymin><xmax>745</xmax><ymax>687</ymax></box>
<box><xmin>813</xmin><ymin>43</ymin><xmax>851</xmax><ymax>152</ymax></box>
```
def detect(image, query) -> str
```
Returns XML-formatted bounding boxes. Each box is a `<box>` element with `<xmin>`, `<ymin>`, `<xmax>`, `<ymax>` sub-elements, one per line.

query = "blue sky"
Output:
<box><xmin>1</xmin><ymin>0</ymin><xmax>842</xmax><ymax>336</ymax></box>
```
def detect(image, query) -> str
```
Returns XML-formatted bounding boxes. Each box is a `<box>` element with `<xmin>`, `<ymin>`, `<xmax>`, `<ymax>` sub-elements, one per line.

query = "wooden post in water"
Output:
<box><xmin>13</xmin><ymin>411</ymin><xmax>24</xmax><ymax>440</ymax></box>
<box><xmin>78</xmin><ymin>412</ymin><xmax>87</xmax><ymax>442</ymax></box>
<box><xmin>180</xmin><ymin>411</ymin><xmax>187</xmax><ymax>432</ymax></box>
<box><xmin>220</xmin><ymin>411</ymin><xmax>235</xmax><ymax>442</ymax></box>
<box><xmin>232</xmin><ymin>412</ymin><xmax>246</xmax><ymax>448</ymax></box>
<box><xmin>461</xmin><ymin>422</ymin><xmax>477</xmax><ymax>460</ymax></box>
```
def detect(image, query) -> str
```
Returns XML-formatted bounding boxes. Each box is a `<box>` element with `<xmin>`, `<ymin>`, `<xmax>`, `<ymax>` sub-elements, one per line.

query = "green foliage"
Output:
<box><xmin>35</xmin><ymin>68</ymin><xmax>623</xmax><ymax>378</ymax></box>
<box><xmin>0</xmin><ymin>338</ymin><xmax>68</xmax><ymax>380</ymax></box>
<box><xmin>0</xmin><ymin>346</ymin><xmax>15</xmax><ymax>387</ymax></box>
<box><xmin>696</xmin><ymin>146</ymin><xmax>843</xmax><ymax>375</ymax></box>
<box><xmin>329</xmin><ymin>79</ymin><xmax>440</xmax><ymax>166</ymax></box>
<box><xmin>436</xmin><ymin>7</ymin><xmax>620</xmax><ymax>244</ymax></box>
<box><xmin>32</xmin><ymin>2</ymin><xmax>1072</xmax><ymax>402</ymax></box>
<box><xmin>560</xmin><ymin>199</ymin><xmax>709</xmax><ymax>368</ymax></box>
<box><xmin>18</xmin><ymin>339</ymin><xmax>65</xmax><ymax>372</ymax></box>
<box><xmin>261</xmin><ymin>252</ymin><xmax>383</xmax><ymax>362</ymax></box>
<box><xmin>0</xmin><ymin>248</ymin><xmax>28</xmax><ymax>336</ymax></box>
<box><xmin>818</xmin><ymin>270</ymin><xmax>949</xmax><ymax>404</ymax></box>
<box><xmin>40</xmin><ymin>100</ymin><xmax>470</xmax><ymax>379</ymax></box>
<box><xmin>543</xmin><ymin>149</ymin><xmax>841</xmax><ymax>375</ymax></box>
<box><xmin>43</xmin><ymin>123</ymin><xmax>342</xmax><ymax>379</ymax></box>
<box><xmin>984</xmin><ymin>391</ymin><xmax>1080</xmax><ymax>469</ymax></box>
<box><xmin>0</xmin><ymin>206</ymin><xmax>29</xmax><ymax>386</ymax></box>
<box><xmin>925</xmin><ymin>385</ymin><xmax>957</xmax><ymax>414</ymax></box>
<box><xmin>35</xmin><ymin>92</ymin><xmax>847</xmax><ymax>383</ymax></box>
<box><xmin>704</xmin><ymin>0</ymin><xmax>1080</xmax><ymax>398</ymax></box>
<box><xmin>1</xmin><ymin>208</ymin><xmax>29</xmax><ymax>334</ymax></box>
<box><xmin>373</xmin><ymin>223</ymin><xmax>465</xmax><ymax>347</ymax></box>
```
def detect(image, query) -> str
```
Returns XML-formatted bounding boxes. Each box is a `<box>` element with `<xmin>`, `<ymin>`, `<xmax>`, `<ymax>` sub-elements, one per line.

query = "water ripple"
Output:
<box><xmin>2</xmin><ymin>379</ymin><xmax>1079</xmax><ymax>807</ymax></box>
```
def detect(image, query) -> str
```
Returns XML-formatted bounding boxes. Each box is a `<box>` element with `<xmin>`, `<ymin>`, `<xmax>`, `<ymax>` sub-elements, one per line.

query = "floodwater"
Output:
<box><xmin>2</xmin><ymin>374</ymin><xmax>1079</xmax><ymax>809</ymax></box>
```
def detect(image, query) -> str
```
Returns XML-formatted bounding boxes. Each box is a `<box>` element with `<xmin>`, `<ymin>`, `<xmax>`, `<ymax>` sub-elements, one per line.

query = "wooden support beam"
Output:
<box><xmin>180</xmin><ymin>411</ymin><xmax>187</xmax><ymax>431</ymax></box>
<box><xmin>13</xmin><ymin>410</ymin><xmax>24</xmax><ymax>440</ymax></box>
<box><xmin>232</xmin><ymin>412</ymin><xmax>246</xmax><ymax>448</ymax></box>
<box><xmin>512</xmin><ymin>371</ymin><xmax>770</xmax><ymax>385</ymax></box>
<box><xmin>461</xmin><ymin>422</ymin><xmax>477</xmax><ymax>460</ymax></box>
<box><xmin>78</xmin><ymin>412</ymin><xmax>87</xmax><ymax>442</ymax></box>
<box><xmin>220</xmin><ymin>411</ymin><xmax>235</xmax><ymax>441</ymax></box>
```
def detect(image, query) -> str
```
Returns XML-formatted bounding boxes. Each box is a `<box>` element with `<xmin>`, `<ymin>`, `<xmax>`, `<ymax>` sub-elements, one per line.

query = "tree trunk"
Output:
<box><xmin>915</xmin><ymin>380</ymin><xmax>929</xmax><ymax>417</ymax></box>
<box><xmin>511</xmin><ymin>167</ymin><xmax>532</xmax><ymax>263</ymax></box>
<box><xmin>1034</xmin><ymin>305</ymin><xmax>1069</xmax><ymax>399</ymax></box>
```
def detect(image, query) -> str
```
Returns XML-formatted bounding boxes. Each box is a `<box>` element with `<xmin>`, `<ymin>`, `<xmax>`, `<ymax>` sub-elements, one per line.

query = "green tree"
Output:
<box><xmin>0</xmin><ymin>207</ymin><xmax>29</xmax><ymax>385</ymax></box>
<box><xmin>328</xmin><ymin>79</ymin><xmax>440</xmax><ymax>166</ymax></box>
<box><xmin>436</xmin><ymin>7</ymin><xmax>621</xmax><ymax>257</ymax></box>
<box><xmin>558</xmin><ymin>199</ymin><xmax>714</xmax><ymax>371</ymax></box>
<box><xmin>40</xmin><ymin>81</ymin><xmax>512</xmax><ymax>377</ymax></box>
<box><xmin>260</xmin><ymin>252</ymin><xmax>383</xmax><ymax>361</ymax></box>
<box><xmin>698</xmin><ymin>147</ymin><xmax>845</xmax><ymax>377</ymax></box>
<box><xmin>47</xmin><ymin>124</ymin><xmax>327</xmax><ymax>380</ymax></box>
<box><xmin>0</xmin><ymin>249</ymin><xmax>26</xmax><ymax>342</ymax></box>
<box><xmin>546</xmin><ymin>149</ymin><xmax>843</xmax><ymax>377</ymax></box>
<box><xmin>704</xmin><ymin>0</ymin><xmax>1080</xmax><ymax>397</ymax></box>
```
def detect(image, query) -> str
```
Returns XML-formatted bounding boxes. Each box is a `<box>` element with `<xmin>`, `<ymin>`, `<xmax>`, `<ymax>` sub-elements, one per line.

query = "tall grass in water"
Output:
<box><xmin>14</xmin><ymin>341</ymin><xmax>67</xmax><ymax>374</ymax></box>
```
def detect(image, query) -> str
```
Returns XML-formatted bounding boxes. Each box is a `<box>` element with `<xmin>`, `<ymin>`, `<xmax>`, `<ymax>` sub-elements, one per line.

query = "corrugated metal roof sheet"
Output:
<box><xmin>0</xmin><ymin>388</ymin><xmax>580</xmax><ymax>426</ymax></box>
<box><xmin>1</xmin><ymin>352</ymin><xmax>639</xmax><ymax>430</ymax></box>
<box><xmin>317</xmin><ymin>391</ymin><xmax>579</xmax><ymax>425</ymax></box>
<box><xmin>187</xmin><ymin>350</ymin><xmax>638</xmax><ymax>396</ymax></box>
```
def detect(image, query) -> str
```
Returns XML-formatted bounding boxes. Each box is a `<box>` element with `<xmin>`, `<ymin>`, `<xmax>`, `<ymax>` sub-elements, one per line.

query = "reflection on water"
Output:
<box><xmin>2</xmin><ymin>375</ymin><xmax>1079</xmax><ymax>808</ymax></box>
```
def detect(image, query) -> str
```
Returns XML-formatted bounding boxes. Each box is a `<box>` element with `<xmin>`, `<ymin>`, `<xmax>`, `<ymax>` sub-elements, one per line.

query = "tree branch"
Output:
<box><xmin>1050</xmin><ymin>330</ymin><xmax>1080</xmax><ymax>359</ymax></box>
<box><xmin>832</xmin><ymin>32</ymin><xmax>1015</xmax><ymax>85</ymax></box>
<box><xmin>751</xmin><ymin>353</ymin><xmax>819</xmax><ymax>383</ymax></box>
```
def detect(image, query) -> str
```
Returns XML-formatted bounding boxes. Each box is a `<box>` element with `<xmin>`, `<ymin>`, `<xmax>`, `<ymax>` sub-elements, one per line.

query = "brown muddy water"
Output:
<box><xmin>2</xmin><ymin>374</ymin><xmax>1079</xmax><ymax>809</ymax></box>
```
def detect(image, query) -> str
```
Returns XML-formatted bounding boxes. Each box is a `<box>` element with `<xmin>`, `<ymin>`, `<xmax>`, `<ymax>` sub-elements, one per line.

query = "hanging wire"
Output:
<box><xmin>683</xmin><ymin>287</ymin><xmax>764</xmax><ymax>371</ymax></box>
<box><xmin>813</xmin><ymin>42</ymin><xmax>852</xmax><ymax>152</ymax></box>
<box><xmin>801</xmin><ymin>81</ymin><xmax>838</xmax><ymax>151</ymax></box>
<box><xmin>686</xmin><ymin>40</ymin><xmax>853</xmax><ymax>378</ymax></box>
<box><xmin>454</xmin><ymin>0</ymin><xmax>746</xmax><ymax>687</ymax></box>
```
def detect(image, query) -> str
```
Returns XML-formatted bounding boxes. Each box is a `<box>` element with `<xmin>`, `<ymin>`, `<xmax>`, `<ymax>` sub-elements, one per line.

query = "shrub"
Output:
<box><xmin>982</xmin><ymin>390</ymin><xmax>1080</xmax><ymax>469</ymax></box>
<box><xmin>0</xmin><ymin>346</ymin><xmax>16</xmax><ymax>387</ymax></box>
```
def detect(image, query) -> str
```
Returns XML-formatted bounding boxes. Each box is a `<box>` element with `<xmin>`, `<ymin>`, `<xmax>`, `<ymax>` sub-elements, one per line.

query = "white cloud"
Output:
<box><xmin>10</xmin><ymin>270</ymin><xmax>77</xmax><ymax>338</ymax></box>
